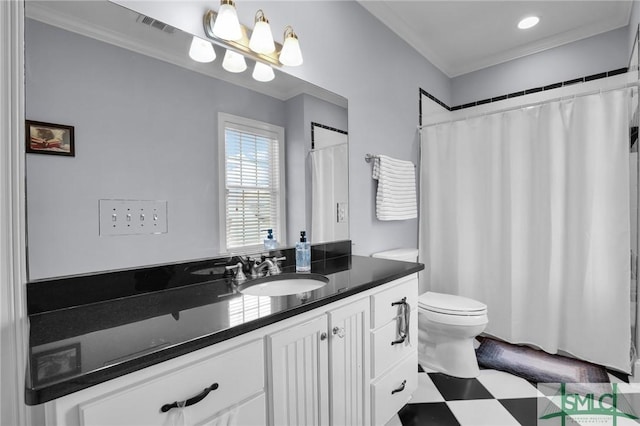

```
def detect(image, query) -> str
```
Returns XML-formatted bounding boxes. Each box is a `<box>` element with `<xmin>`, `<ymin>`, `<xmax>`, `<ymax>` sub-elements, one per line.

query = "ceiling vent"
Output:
<box><xmin>136</xmin><ymin>14</ymin><xmax>175</xmax><ymax>34</ymax></box>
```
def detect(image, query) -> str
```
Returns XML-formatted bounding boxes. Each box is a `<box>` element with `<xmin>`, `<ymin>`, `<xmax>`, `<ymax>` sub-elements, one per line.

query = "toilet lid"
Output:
<box><xmin>419</xmin><ymin>292</ymin><xmax>487</xmax><ymax>315</ymax></box>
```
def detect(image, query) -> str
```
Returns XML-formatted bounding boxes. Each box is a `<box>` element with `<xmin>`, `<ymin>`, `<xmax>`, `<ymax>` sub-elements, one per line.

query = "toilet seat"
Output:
<box><xmin>419</xmin><ymin>292</ymin><xmax>487</xmax><ymax>316</ymax></box>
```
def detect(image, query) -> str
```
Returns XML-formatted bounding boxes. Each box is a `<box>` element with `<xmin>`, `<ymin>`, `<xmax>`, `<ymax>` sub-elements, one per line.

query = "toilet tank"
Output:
<box><xmin>371</xmin><ymin>248</ymin><xmax>419</xmax><ymax>262</ymax></box>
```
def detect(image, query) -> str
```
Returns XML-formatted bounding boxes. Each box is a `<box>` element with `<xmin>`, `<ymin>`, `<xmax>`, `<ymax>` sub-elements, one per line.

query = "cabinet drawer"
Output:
<box><xmin>371</xmin><ymin>313</ymin><xmax>417</xmax><ymax>377</ymax></box>
<box><xmin>370</xmin><ymin>275</ymin><xmax>418</xmax><ymax>329</ymax></box>
<box><xmin>371</xmin><ymin>351</ymin><xmax>417</xmax><ymax>426</ymax></box>
<box><xmin>78</xmin><ymin>339</ymin><xmax>264</xmax><ymax>426</ymax></box>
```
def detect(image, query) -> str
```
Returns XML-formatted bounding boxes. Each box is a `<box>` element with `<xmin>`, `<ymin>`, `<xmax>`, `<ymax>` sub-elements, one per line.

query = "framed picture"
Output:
<box><xmin>26</xmin><ymin>120</ymin><xmax>75</xmax><ymax>156</ymax></box>
<box><xmin>32</xmin><ymin>343</ymin><xmax>81</xmax><ymax>385</ymax></box>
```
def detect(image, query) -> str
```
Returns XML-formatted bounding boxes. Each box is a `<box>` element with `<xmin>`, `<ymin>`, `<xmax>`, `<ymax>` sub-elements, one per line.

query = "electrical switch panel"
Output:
<box><xmin>99</xmin><ymin>199</ymin><xmax>168</xmax><ymax>236</ymax></box>
<box><xmin>337</xmin><ymin>202</ymin><xmax>348</xmax><ymax>223</ymax></box>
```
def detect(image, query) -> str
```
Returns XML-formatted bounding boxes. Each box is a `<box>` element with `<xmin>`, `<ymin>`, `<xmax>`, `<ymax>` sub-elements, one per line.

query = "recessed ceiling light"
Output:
<box><xmin>518</xmin><ymin>16</ymin><xmax>540</xmax><ymax>30</ymax></box>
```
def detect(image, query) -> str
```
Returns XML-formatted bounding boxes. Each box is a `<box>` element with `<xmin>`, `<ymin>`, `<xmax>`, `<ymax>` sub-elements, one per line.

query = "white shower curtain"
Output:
<box><xmin>311</xmin><ymin>143</ymin><xmax>348</xmax><ymax>243</ymax></box>
<box><xmin>420</xmin><ymin>88</ymin><xmax>633</xmax><ymax>372</ymax></box>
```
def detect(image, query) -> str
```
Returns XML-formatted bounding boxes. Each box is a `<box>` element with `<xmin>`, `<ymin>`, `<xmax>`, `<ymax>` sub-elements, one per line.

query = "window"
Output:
<box><xmin>218</xmin><ymin>113</ymin><xmax>286</xmax><ymax>253</ymax></box>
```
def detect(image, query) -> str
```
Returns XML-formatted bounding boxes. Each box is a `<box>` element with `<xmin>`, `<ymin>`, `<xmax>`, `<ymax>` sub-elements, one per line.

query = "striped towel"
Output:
<box><xmin>372</xmin><ymin>155</ymin><xmax>417</xmax><ymax>220</ymax></box>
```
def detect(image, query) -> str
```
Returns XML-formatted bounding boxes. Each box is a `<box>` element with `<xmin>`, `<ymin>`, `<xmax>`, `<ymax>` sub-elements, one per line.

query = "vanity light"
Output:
<box><xmin>201</xmin><ymin>2</ymin><xmax>304</xmax><ymax>78</ymax></box>
<box><xmin>188</xmin><ymin>36</ymin><xmax>216</xmax><ymax>63</ymax></box>
<box><xmin>252</xmin><ymin>61</ymin><xmax>275</xmax><ymax>82</ymax></box>
<box><xmin>279</xmin><ymin>26</ymin><xmax>303</xmax><ymax>67</ymax></box>
<box><xmin>212</xmin><ymin>0</ymin><xmax>242</xmax><ymax>41</ymax></box>
<box><xmin>517</xmin><ymin>16</ymin><xmax>540</xmax><ymax>30</ymax></box>
<box><xmin>222</xmin><ymin>49</ymin><xmax>247</xmax><ymax>73</ymax></box>
<box><xmin>249</xmin><ymin>9</ymin><xmax>275</xmax><ymax>54</ymax></box>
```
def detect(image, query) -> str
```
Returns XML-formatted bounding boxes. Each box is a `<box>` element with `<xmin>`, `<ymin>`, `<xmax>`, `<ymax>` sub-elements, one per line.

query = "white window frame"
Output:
<box><xmin>218</xmin><ymin>112</ymin><xmax>286</xmax><ymax>254</ymax></box>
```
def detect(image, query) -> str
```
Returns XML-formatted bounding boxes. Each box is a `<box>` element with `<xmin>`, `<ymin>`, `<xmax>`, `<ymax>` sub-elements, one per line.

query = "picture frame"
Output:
<box><xmin>26</xmin><ymin>120</ymin><xmax>75</xmax><ymax>156</ymax></box>
<box><xmin>32</xmin><ymin>343</ymin><xmax>81</xmax><ymax>385</ymax></box>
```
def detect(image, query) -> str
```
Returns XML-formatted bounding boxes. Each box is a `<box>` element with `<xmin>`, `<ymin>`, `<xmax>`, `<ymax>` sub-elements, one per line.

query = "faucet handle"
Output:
<box><xmin>225</xmin><ymin>262</ymin><xmax>246</xmax><ymax>283</ymax></box>
<box><xmin>270</xmin><ymin>256</ymin><xmax>286</xmax><ymax>275</ymax></box>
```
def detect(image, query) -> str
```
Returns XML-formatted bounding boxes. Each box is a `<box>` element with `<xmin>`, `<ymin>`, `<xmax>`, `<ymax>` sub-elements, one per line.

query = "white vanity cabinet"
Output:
<box><xmin>369</xmin><ymin>275</ymin><xmax>419</xmax><ymax>425</ymax></box>
<box><xmin>44</xmin><ymin>339</ymin><xmax>266</xmax><ymax>426</ymax></box>
<box><xmin>268</xmin><ymin>297</ymin><xmax>370</xmax><ymax>426</ymax></box>
<box><xmin>42</xmin><ymin>273</ymin><xmax>419</xmax><ymax>426</ymax></box>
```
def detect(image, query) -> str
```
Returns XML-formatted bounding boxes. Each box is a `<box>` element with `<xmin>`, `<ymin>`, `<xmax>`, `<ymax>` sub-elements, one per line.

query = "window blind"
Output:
<box><xmin>224</xmin><ymin>124</ymin><xmax>282</xmax><ymax>250</ymax></box>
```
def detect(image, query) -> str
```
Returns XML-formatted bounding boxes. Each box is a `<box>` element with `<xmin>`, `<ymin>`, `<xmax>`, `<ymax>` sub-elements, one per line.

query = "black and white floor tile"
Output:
<box><xmin>385</xmin><ymin>365</ymin><xmax>638</xmax><ymax>426</ymax></box>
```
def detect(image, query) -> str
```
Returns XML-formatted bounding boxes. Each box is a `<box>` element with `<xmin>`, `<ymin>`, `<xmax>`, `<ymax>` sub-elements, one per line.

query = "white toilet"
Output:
<box><xmin>371</xmin><ymin>248</ymin><xmax>488</xmax><ymax>378</ymax></box>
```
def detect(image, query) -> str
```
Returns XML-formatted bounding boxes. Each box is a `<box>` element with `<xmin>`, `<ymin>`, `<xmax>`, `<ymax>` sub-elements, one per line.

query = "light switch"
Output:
<box><xmin>99</xmin><ymin>199</ymin><xmax>168</xmax><ymax>236</ymax></box>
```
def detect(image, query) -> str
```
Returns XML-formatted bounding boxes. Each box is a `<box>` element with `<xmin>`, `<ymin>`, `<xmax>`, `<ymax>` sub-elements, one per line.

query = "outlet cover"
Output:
<box><xmin>99</xmin><ymin>199</ymin><xmax>168</xmax><ymax>236</ymax></box>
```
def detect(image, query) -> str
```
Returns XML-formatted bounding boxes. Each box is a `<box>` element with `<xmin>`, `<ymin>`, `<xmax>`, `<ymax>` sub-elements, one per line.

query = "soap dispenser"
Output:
<box><xmin>295</xmin><ymin>231</ymin><xmax>311</xmax><ymax>272</ymax></box>
<box><xmin>264</xmin><ymin>229</ymin><xmax>277</xmax><ymax>250</ymax></box>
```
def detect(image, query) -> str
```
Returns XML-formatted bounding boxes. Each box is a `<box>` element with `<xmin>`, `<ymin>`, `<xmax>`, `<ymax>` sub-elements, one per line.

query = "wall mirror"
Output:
<box><xmin>24</xmin><ymin>0</ymin><xmax>349</xmax><ymax>280</ymax></box>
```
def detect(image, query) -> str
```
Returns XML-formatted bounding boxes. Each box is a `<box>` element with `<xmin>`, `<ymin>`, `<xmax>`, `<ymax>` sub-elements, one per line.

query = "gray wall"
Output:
<box><xmin>451</xmin><ymin>26</ymin><xmax>630</xmax><ymax>106</ymax></box>
<box><xmin>26</xmin><ymin>19</ymin><xmax>294</xmax><ymax>279</ymax></box>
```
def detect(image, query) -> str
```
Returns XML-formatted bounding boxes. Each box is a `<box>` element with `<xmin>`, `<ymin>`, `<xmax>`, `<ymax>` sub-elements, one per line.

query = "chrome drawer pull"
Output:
<box><xmin>160</xmin><ymin>383</ymin><xmax>219</xmax><ymax>413</ymax></box>
<box><xmin>391</xmin><ymin>380</ymin><xmax>407</xmax><ymax>395</ymax></box>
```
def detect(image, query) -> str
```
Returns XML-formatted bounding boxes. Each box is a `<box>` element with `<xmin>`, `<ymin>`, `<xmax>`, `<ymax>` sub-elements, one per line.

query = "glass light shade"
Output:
<box><xmin>279</xmin><ymin>33</ymin><xmax>303</xmax><ymax>67</ymax></box>
<box><xmin>222</xmin><ymin>49</ymin><xmax>247</xmax><ymax>73</ymax></box>
<box><xmin>249</xmin><ymin>20</ymin><xmax>275</xmax><ymax>54</ymax></box>
<box><xmin>189</xmin><ymin>36</ymin><xmax>216</xmax><ymax>63</ymax></box>
<box><xmin>252</xmin><ymin>62</ymin><xmax>275</xmax><ymax>82</ymax></box>
<box><xmin>212</xmin><ymin>1</ymin><xmax>242</xmax><ymax>41</ymax></box>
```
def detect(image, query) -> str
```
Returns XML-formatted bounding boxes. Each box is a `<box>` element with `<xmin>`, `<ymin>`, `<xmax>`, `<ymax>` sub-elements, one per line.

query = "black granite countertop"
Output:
<box><xmin>26</xmin><ymin>247</ymin><xmax>423</xmax><ymax>405</ymax></box>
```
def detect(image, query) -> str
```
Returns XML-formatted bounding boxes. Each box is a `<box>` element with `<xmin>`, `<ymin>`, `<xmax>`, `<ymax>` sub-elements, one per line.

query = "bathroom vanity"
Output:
<box><xmin>26</xmin><ymin>246</ymin><xmax>422</xmax><ymax>426</ymax></box>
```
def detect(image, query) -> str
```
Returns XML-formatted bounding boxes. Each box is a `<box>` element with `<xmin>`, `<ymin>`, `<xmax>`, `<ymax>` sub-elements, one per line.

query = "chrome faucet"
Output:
<box><xmin>225</xmin><ymin>262</ymin><xmax>247</xmax><ymax>283</ymax></box>
<box><xmin>251</xmin><ymin>256</ymin><xmax>286</xmax><ymax>278</ymax></box>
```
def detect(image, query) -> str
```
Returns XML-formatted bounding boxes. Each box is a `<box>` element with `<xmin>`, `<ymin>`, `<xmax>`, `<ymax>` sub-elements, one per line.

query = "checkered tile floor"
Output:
<box><xmin>384</xmin><ymin>364</ymin><xmax>637</xmax><ymax>426</ymax></box>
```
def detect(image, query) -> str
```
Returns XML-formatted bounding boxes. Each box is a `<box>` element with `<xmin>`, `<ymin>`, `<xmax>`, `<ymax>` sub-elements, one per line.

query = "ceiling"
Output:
<box><xmin>358</xmin><ymin>1</ymin><xmax>633</xmax><ymax>78</ymax></box>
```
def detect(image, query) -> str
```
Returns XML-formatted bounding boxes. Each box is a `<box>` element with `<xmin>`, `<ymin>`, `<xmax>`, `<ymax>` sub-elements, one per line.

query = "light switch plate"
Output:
<box><xmin>99</xmin><ymin>199</ymin><xmax>168</xmax><ymax>236</ymax></box>
<box><xmin>337</xmin><ymin>202</ymin><xmax>348</xmax><ymax>223</ymax></box>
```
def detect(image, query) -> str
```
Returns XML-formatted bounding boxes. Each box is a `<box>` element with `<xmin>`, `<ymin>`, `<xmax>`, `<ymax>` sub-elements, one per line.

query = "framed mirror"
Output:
<box><xmin>25</xmin><ymin>1</ymin><xmax>348</xmax><ymax>280</ymax></box>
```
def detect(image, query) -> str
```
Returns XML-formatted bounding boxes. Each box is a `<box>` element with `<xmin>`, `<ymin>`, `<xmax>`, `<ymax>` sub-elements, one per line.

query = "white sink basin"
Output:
<box><xmin>238</xmin><ymin>273</ymin><xmax>329</xmax><ymax>297</ymax></box>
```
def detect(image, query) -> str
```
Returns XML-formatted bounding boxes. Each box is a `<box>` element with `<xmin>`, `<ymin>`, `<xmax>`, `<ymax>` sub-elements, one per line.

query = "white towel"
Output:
<box><xmin>199</xmin><ymin>404</ymin><xmax>239</xmax><ymax>426</ymax></box>
<box><xmin>372</xmin><ymin>155</ymin><xmax>417</xmax><ymax>220</ymax></box>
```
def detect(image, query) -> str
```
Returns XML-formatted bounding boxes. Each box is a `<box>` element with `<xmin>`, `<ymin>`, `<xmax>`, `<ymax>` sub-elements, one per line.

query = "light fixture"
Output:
<box><xmin>189</xmin><ymin>36</ymin><xmax>216</xmax><ymax>63</ymax></box>
<box><xmin>517</xmin><ymin>16</ymin><xmax>539</xmax><ymax>30</ymax></box>
<box><xmin>212</xmin><ymin>0</ymin><xmax>242</xmax><ymax>41</ymax></box>
<box><xmin>222</xmin><ymin>49</ymin><xmax>247</xmax><ymax>73</ymax></box>
<box><xmin>279</xmin><ymin>26</ymin><xmax>303</xmax><ymax>67</ymax></box>
<box><xmin>252</xmin><ymin>61</ymin><xmax>275</xmax><ymax>82</ymax></box>
<box><xmin>249</xmin><ymin>9</ymin><xmax>275</xmax><ymax>54</ymax></box>
<box><xmin>199</xmin><ymin>2</ymin><xmax>304</xmax><ymax>81</ymax></box>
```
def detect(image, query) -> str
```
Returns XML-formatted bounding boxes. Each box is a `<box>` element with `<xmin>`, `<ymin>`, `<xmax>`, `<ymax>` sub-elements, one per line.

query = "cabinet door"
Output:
<box><xmin>328</xmin><ymin>298</ymin><xmax>370</xmax><ymax>426</ymax></box>
<box><xmin>268</xmin><ymin>315</ymin><xmax>329</xmax><ymax>426</ymax></box>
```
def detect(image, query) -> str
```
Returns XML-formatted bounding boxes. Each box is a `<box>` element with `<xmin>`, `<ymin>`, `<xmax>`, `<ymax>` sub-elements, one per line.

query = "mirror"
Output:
<box><xmin>24</xmin><ymin>1</ymin><xmax>348</xmax><ymax>280</ymax></box>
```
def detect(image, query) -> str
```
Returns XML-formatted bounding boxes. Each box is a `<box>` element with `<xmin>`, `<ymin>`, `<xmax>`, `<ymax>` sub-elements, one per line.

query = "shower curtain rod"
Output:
<box><xmin>419</xmin><ymin>80</ymin><xmax>640</xmax><ymax>130</ymax></box>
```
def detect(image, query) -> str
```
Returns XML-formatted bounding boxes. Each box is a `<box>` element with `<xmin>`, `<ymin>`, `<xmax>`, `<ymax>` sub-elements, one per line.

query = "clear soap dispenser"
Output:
<box><xmin>264</xmin><ymin>229</ymin><xmax>277</xmax><ymax>250</ymax></box>
<box><xmin>295</xmin><ymin>230</ymin><xmax>311</xmax><ymax>272</ymax></box>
